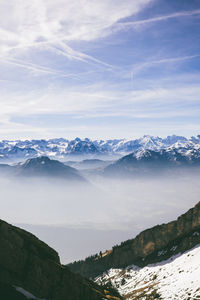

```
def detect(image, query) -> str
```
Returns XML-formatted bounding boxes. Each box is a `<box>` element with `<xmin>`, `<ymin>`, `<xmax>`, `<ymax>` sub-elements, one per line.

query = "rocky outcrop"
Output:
<box><xmin>0</xmin><ymin>220</ymin><xmax>121</xmax><ymax>300</ymax></box>
<box><xmin>68</xmin><ymin>201</ymin><xmax>200</xmax><ymax>278</ymax></box>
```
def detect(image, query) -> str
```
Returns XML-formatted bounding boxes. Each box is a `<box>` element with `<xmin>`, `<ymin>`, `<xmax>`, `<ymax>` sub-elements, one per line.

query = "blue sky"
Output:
<box><xmin>0</xmin><ymin>0</ymin><xmax>200</xmax><ymax>139</ymax></box>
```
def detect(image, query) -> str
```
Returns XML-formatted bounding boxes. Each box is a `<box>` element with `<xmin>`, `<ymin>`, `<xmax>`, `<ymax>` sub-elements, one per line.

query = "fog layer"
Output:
<box><xmin>0</xmin><ymin>171</ymin><xmax>199</xmax><ymax>263</ymax></box>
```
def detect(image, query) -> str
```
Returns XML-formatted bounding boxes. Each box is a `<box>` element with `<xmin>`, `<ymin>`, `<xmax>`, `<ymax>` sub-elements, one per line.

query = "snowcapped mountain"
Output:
<box><xmin>104</xmin><ymin>147</ymin><xmax>200</xmax><ymax>176</ymax></box>
<box><xmin>0</xmin><ymin>135</ymin><xmax>200</xmax><ymax>162</ymax></box>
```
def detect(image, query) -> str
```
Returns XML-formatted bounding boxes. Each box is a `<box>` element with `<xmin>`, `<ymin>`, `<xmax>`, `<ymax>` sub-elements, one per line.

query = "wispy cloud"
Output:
<box><xmin>1</xmin><ymin>83</ymin><xmax>199</xmax><ymax>119</ymax></box>
<box><xmin>50</xmin><ymin>42</ymin><xmax>115</xmax><ymax>69</ymax></box>
<box><xmin>0</xmin><ymin>56</ymin><xmax>95</xmax><ymax>80</ymax></box>
<box><xmin>114</xmin><ymin>9</ymin><xmax>200</xmax><ymax>31</ymax></box>
<box><xmin>130</xmin><ymin>55</ymin><xmax>200</xmax><ymax>76</ymax></box>
<box><xmin>0</xmin><ymin>0</ymin><xmax>152</xmax><ymax>70</ymax></box>
<box><xmin>0</xmin><ymin>0</ymin><xmax>199</xmax><ymax>139</ymax></box>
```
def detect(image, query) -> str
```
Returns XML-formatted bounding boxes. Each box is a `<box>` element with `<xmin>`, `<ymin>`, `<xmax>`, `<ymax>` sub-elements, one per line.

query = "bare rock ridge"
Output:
<box><xmin>0</xmin><ymin>220</ymin><xmax>121</xmax><ymax>300</ymax></box>
<box><xmin>68</xmin><ymin>201</ymin><xmax>200</xmax><ymax>278</ymax></box>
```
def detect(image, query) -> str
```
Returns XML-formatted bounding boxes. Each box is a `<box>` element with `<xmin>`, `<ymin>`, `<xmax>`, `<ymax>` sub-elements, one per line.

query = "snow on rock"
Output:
<box><xmin>96</xmin><ymin>245</ymin><xmax>200</xmax><ymax>299</ymax></box>
<box><xmin>0</xmin><ymin>135</ymin><xmax>200</xmax><ymax>162</ymax></box>
<box><xmin>14</xmin><ymin>286</ymin><xmax>46</xmax><ymax>299</ymax></box>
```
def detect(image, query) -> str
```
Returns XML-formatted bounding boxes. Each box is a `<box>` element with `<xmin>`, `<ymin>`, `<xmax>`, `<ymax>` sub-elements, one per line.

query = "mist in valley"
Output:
<box><xmin>0</xmin><ymin>169</ymin><xmax>200</xmax><ymax>263</ymax></box>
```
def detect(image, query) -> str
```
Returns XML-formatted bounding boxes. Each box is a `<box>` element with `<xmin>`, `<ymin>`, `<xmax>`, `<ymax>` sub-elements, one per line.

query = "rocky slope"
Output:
<box><xmin>0</xmin><ymin>219</ymin><xmax>121</xmax><ymax>300</ymax></box>
<box><xmin>95</xmin><ymin>244</ymin><xmax>200</xmax><ymax>299</ymax></box>
<box><xmin>68</xmin><ymin>201</ymin><xmax>200</xmax><ymax>279</ymax></box>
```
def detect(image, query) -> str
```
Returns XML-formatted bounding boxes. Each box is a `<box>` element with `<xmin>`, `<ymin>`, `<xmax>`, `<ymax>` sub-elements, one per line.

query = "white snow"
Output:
<box><xmin>0</xmin><ymin>135</ymin><xmax>200</xmax><ymax>161</ymax></box>
<box><xmin>14</xmin><ymin>286</ymin><xmax>46</xmax><ymax>299</ymax></box>
<box><xmin>96</xmin><ymin>245</ymin><xmax>200</xmax><ymax>299</ymax></box>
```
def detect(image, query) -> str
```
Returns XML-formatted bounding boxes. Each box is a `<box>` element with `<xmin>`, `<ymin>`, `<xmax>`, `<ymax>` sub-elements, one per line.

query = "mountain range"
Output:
<box><xmin>0</xmin><ymin>135</ymin><xmax>200</xmax><ymax>162</ymax></box>
<box><xmin>104</xmin><ymin>147</ymin><xmax>200</xmax><ymax>176</ymax></box>
<box><xmin>0</xmin><ymin>146</ymin><xmax>200</xmax><ymax>180</ymax></box>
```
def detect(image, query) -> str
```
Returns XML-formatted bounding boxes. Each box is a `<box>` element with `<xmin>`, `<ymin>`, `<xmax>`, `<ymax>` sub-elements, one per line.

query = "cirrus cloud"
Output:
<box><xmin>0</xmin><ymin>0</ymin><xmax>153</xmax><ymax>59</ymax></box>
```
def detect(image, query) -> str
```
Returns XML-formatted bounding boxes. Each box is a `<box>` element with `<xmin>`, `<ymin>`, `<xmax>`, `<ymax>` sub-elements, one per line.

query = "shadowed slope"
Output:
<box><xmin>0</xmin><ymin>219</ymin><xmax>121</xmax><ymax>300</ymax></box>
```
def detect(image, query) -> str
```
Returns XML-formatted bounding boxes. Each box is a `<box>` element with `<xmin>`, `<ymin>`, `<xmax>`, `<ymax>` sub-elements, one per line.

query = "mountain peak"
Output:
<box><xmin>22</xmin><ymin>155</ymin><xmax>51</xmax><ymax>166</ymax></box>
<box><xmin>17</xmin><ymin>156</ymin><xmax>85</xmax><ymax>181</ymax></box>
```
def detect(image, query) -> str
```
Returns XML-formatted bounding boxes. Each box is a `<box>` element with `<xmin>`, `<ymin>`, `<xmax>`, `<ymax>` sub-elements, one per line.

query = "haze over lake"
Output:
<box><xmin>1</xmin><ymin>169</ymin><xmax>199</xmax><ymax>263</ymax></box>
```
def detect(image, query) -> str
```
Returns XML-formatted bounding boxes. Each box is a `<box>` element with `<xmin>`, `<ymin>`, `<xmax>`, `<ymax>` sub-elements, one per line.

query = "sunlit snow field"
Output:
<box><xmin>96</xmin><ymin>244</ymin><xmax>200</xmax><ymax>299</ymax></box>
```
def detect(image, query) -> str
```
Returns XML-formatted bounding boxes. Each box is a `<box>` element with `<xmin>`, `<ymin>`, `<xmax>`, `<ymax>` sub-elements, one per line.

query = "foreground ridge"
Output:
<box><xmin>96</xmin><ymin>244</ymin><xmax>200</xmax><ymax>299</ymax></box>
<box><xmin>0</xmin><ymin>219</ymin><xmax>121</xmax><ymax>300</ymax></box>
<box><xmin>68</xmin><ymin>201</ymin><xmax>200</xmax><ymax>279</ymax></box>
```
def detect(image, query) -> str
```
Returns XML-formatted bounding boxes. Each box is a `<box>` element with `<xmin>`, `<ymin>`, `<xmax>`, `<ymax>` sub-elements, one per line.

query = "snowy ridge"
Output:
<box><xmin>132</xmin><ymin>147</ymin><xmax>200</xmax><ymax>163</ymax></box>
<box><xmin>96</xmin><ymin>245</ymin><xmax>200</xmax><ymax>300</ymax></box>
<box><xmin>0</xmin><ymin>135</ymin><xmax>200</xmax><ymax>162</ymax></box>
<box><xmin>103</xmin><ymin>146</ymin><xmax>200</xmax><ymax>176</ymax></box>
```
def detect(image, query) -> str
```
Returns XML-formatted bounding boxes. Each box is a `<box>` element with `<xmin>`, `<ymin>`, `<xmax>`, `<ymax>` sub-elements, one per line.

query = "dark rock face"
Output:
<box><xmin>68</xmin><ymin>201</ymin><xmax>200</xmax><ymax>278</ymax></box>
<box><xmin>0</xmin><ymin>282</ymin><xmax>31</xmax><ymax>300</ymax></box>
<box><xmin>0</xmin><ymin>220</ymin><xmax>120</xmax><ymax>300</ymax></box>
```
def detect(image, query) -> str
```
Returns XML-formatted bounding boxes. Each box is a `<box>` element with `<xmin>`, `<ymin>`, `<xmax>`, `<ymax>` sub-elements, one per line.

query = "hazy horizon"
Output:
<box><xmin>0</xmin><ymin>170</ymin><xmax>199</xmax><ymax>263</ymax></box>
<box><xmin>0</xmin><ymin>133</ymin><xmax>200</xmax><ymax>142</ymax></box>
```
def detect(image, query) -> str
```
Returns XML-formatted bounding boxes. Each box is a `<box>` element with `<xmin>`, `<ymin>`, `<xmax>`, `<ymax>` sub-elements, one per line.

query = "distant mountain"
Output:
<box><xmin>0</xmin><ymin>135</ymin><xmax>200</xmax><ymax>162</ymax></box>
<box><xmin>17</xmin><ymin>156</ymin><xmax>86</xmax><ymax>181</ymax></box>
<box><xmin>1</xmin><ymin>148</ymin><xmax>200</xmax><ymax>180</ymax></box>
<box><xmin>68</xmin><ymin>202</ymin><xmax>200</xmax><ymax>299</ymax></box>
<box><xmin>104</xmin><ymin>147</ymin><xmax>200</xmax><ymax>176</ymax></box>
<box><xmin>0</xmin><ymin>219</ymin><xmax>121</xmax><ymax>300</ymax></box>
<box><xmin>65</xmin><ymin>158</ymin><xmax>113</xmax><ymax>170</ymax></box>
<box><xmin>0</xmin><ymin>156</ymin><xmax>86</xmax><ymax>181</ymax></box>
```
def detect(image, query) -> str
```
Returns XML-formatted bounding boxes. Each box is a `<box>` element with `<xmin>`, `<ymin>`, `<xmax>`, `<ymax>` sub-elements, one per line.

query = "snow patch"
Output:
<box><xmin>14</xmin><ymin>286</ymin><xmax>46</xmax><ymax>299</ymax></box>
<box><xmin>96</xmin><ymin>245</ymin><xmax>200</xmax><ymax>300</ymax></box>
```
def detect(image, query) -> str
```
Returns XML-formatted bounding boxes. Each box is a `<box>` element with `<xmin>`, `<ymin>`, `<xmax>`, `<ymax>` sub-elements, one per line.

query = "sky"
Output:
<box><xmin>0</xmin><ymin>0</ymin><xmax>200</xmax><ymax>140</ymax></box>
